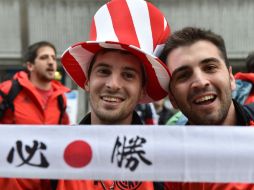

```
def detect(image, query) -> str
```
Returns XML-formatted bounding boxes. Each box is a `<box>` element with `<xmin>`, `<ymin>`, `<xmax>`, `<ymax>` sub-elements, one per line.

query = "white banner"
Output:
<box><xmin>0</xmin><ymin>125</ymin><xmax>254</xmax><ymax>183</ymax></box>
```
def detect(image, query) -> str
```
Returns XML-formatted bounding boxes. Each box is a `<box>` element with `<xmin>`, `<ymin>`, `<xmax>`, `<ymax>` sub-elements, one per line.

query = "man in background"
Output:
<box><xmin>0</xmin><ymin>41</ymin><xmax>70</xmax><ymax>190</ymax></box>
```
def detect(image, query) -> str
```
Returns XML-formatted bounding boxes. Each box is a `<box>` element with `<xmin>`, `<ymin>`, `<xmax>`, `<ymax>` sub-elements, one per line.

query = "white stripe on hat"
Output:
<box><xmin>146</xmin><ymin>55</ymin><xmax>169</xmax><ymax>92</ymax></box>
<box><xmin>69</xmin><ymin>45</ymin><xmax>94</xmax><ymax>76</ymax></box>
<box><xmin>153</xmin><ymin>44</ymin><xmax>165</xmax><ymax>57</ymax></box>
<box><xmin>126</xmin><ymin>0</ymin><xmax>153</xmax><ymax>54</ymax></box>
<box><xmin>94</xmin><ymin>4</ymin><xmax>119</xmax><ymax>42</ymax></box>
<box><xmin>164</xmin><ymin>17</ymin><xmax>168</xmax><ymax>30</ymax></box>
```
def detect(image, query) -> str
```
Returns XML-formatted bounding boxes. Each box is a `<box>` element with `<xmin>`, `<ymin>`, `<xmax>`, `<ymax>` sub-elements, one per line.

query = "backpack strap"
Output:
<box><xmin>153</xmin><ymin>182</ymin><xmax>165</xmax><ymax>190</ymax></box>
<box><xmin>57</xmin><ymin>94</ymin><xmax>66</xmax><ymax>124</ymax></box>
<box><xmin>0</xmin><ymin>80</ymin><xmax>22</xmax><ymax>118</ymax></box>
<box><xmin>0</xmin><ymin>90</ymin><xmax>8</xmax><ymax>118</ymax></box>
<box><xmin>50</xmin><ymin>179</ymin><xmax>58</xmax><ymax>190</ymax></box>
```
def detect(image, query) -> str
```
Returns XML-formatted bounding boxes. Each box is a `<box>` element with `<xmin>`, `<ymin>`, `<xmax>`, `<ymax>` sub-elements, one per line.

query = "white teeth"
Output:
<box><xmin>195</xmin><ymin>95</ymin><xmax>214</xmax><ymax>103</ymax></box>
<box><xmin>102</xmin><ymin>96</ymin><xmax>121</xmax><ymax>102</ymax></box>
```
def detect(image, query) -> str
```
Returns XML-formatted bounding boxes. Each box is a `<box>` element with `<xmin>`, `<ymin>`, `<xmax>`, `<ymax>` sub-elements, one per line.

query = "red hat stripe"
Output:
<box><xmin>154</xmin><ymin>18</ymin><xmax>170</xmax><ymax>57</ymax></box>
<box><xmin>107</xmin><ymin>0</ymin><xmax>140</xmax><ymax>48</ymax></box>
<box><xmin>164</xmin><ymin>18</ymin><xmax>171</xmax><ymax>40</ymax></box>
<box><xmin>61</xmin><ymin>49</ymin><xmax>87</xmax><ymax>88</ymax></box>
<box><xmin>82</xmin><ymin>43</ymin><xmax>102</xmax><ymax>54</ymax></box>
<box><xmin>153</xmin><ymin>18</ymin><xmax>170</xmax><ymax>57</ymax></box>
<box><xmin>161</xmin><ymin>18</ymin><xmax>170</xmax><ymax>45</ymax></box>
<box><xmin>148</xmin><ymin>3</ymin><xmax>165</xmax><ymax>51</ymax></box>
<box><xmin>126</xmin><ymin>0</ymin><xmax>153</xmax><ymax>54</ymax></box>
<box><xmin>69</xmin><ymin>45</ymin><xmax>95</xmax><ymax>77</ymax></box>
<box><xmin>93</xmin><ymin>5</ymin><xmax>119</xmax><ymax>42</ymax></box>
<box><xmin>148</xmin><ymin>4</ymin><xmax>170</xmax><ymax>55</ymax></box>
<box><xmin>89</xmin><ymin>19</ymin><xmax>97</xmax><ymax>41</ymax></box>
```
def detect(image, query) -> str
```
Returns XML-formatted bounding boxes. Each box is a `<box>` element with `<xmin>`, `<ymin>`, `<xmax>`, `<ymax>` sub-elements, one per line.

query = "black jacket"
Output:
<box><xmin>186</xmin><ymin>99</ymin><xmax>254</xmax><ymax>126</ymax></box>
<box><xmin>79</xmin><ymin>111</ymin><xmax>165</xmax><ymax>190</ymax></box>
<box><xmin>79</xmin><ymin>111</ymin><xmax>143</xmax><ymax>125</ymax></box>
<box><xmin>237</xmin><ymin>100</ymin><xmax>254</xmax><ymax>126</ymax></box>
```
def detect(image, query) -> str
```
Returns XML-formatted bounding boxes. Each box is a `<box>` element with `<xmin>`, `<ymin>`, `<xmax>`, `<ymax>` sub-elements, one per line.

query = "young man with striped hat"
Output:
<box><xmin>57</xmin><ymin>0</ymin><xmax>171</xmax><ymax>189</ymax></box>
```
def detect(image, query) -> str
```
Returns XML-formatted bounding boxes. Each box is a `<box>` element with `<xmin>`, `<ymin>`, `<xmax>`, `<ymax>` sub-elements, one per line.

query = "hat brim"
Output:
<box><xmin>61</xmin><ymin>41</ymin><xmax>171</xmax><ymax>104</ymax></box>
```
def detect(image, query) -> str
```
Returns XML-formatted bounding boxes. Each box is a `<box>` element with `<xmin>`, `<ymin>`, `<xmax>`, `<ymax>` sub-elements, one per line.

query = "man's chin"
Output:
<box><xmin>190</xmin><ymin>115</ymin><xmax>220</xmax><ymax>125</ymax></box>
<box><xmin>97</xmin><ymin>111</ymin><xmax>127</xmax><ymax>124</ymax></box>
<box><xmin>44</xmin><ymin>76</ymin><xmax>54</xmax><ymax>82</ymax></box>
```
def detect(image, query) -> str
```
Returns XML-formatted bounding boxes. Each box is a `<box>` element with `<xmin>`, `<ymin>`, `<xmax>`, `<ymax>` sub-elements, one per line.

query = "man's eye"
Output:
<box><xmin>174</xmin><ymin>72</ymin><xmax>189</xmax><ymax>82</ymax></box>
<box><xmin>97</xmin><ymin>68</ymin><xmax>110</xmax><ymax>75</ymax></box>
<box><xmin>123</xmin><ymin>72</ymin><xmax>135</xmax><ymax>80</ymax></box>
<box><xmin>205</xmin><ymin>65</ymin><xmax>217</xmax><ymax>73</ymax></box>
<box><xmin>39</xmin><ymin>55</ymin><xmax>48</xmax><ymax>60</ymax></box>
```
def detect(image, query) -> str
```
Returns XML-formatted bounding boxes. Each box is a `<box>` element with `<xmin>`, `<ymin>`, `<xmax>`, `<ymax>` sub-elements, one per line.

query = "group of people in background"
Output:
<box><xmin>0</xmin><ymin>0</ymin><xmax>254</xmax><ymax>190</ymax></box>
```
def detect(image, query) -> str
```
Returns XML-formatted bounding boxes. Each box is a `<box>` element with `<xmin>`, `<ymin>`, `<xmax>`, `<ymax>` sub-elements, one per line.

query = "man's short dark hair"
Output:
<box><xmin>246</xmin><ymin>52</ymin><xmax>254</xmax><ymax>73</ymax></box>
<box><xmin>23</xmin><ymin>41</ymin><xmax>56</xmax><ymax>64</ymax></box>
<box><xmin>87</xmin><ymin>49</ymin><xmax>146</xmax><ymax>87</ymax></box>
<box><xmin>160</xmin><ymin>27</ymin><xmax>229</xmax><ymax>67</ymax></box>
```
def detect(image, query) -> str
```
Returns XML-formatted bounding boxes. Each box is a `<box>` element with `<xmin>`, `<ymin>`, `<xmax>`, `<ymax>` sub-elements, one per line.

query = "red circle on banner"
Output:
<box><xmin>64</xmin><ymin>140</ymin><xmax>92</xmax><ymax>168</ymax></box>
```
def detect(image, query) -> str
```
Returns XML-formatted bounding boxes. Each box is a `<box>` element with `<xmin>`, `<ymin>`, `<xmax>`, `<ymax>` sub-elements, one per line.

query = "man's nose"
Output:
<box><xmin>190</xmin><ymin>71</ymin><xmax>210</xmax><ymax>89</ymax></box>
<box><xmin>48</xmin><ymin>56</ymin><xmax>56</xmax><ymax>64</ymax></box>
<box><xmin>105</xmin><ymin>74</ymin><xmax>121</xmax><ymax>90</ymax></box>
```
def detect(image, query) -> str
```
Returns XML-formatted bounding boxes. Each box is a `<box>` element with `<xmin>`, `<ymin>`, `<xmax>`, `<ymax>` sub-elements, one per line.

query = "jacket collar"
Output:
<box><xmin>79</xmin><ymin>111</ymin><xmax>143</xmax><ymax>125</ymax></box>
<box><xmin>186</xmin><ymin>99</ymin><xmax>250</xmax><ymax>126</ymax></box>
<box><xmin>233</xmin><ymin>99</ymin><xmax>250</xmax><ymax>126</ymax></box>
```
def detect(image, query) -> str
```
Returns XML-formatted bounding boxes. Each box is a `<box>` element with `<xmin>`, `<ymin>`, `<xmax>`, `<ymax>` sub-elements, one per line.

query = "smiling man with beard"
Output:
<box><xmin>160</xmin><ymin>27</ymin><xmax>254</xmax><ymax>189</ymax></box>
<box><xmin>58</xmin><ymin>0</ymin><xmax>171</xmax><ymax>189</ymax></box>
<box><xmin>83</xmin><ymin>49</ymin><xmax>146</xmax><ymax>125</ymax></box>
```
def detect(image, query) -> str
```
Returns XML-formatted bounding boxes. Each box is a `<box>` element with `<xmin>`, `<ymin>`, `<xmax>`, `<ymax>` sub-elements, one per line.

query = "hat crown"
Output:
<box><xmin>89</xmin><ymin>0</ymin><xmax>170</xmax><ymax>56</ymax></box>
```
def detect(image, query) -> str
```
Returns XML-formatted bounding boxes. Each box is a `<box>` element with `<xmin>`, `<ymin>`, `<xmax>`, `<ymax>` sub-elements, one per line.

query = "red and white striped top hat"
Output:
<box><xmin>61</xmin><ymin>0</ymin><xmax>171</xmax><ymax>103</ymax></box>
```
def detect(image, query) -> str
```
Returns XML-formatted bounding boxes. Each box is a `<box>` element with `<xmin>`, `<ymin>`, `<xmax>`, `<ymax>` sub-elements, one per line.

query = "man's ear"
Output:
<box><xmin>168</xmin><ymin>90</ymin><xmax>178</xmax><ymax>109</ymax></box>
<box><xmin>229</xmin><ymin>66</ymin><xmax>236</xmax><ymax>91</ymax></box>
<box><xmin>84</xmin><ymin>81</ymin><xmax>90</xmax><ymax>92</ymax></box>
<box><xmin>26</xmin><ymin>62</ymin><xmax>33</xmax><ymax>72</ymax></box>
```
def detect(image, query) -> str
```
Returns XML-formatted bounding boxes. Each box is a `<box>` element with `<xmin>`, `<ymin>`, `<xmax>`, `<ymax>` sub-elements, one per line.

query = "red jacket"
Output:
<box><xmin>0</xmin><ymin>71</ymin><xmax>70</xmax><ymax>124</ymax></box>
<box><xmin>164</xmin><ymin>182</ymin><xmax>254</xmax><ymax>190</ymax></box>
<box><xmin>57</xmin><ymin>180</ymin><xmax>155</xmax><ymax>190</ymax></box>
<box><xmin>0</xmin><ymin>71</ymin><xmax>70</xmax><ymax>190</ymax></box>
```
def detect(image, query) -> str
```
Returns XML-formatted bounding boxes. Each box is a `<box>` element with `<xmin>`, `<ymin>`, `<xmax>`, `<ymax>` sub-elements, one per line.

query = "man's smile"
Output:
<box><xmin>194</xmin><ymin>94</ymin><xmax>216</xmax><ymax>105</ymax></box>
<box><xmin>101</xmin><ymin>96</ymin><xmax>124</xmax><ymax>103</ymax></box>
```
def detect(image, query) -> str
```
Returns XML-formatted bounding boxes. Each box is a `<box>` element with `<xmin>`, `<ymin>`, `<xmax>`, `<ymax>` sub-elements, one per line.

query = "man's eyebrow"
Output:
<box><xmin>93</xmin><ymin>63</ymin><xmax>110</xmax><ymax>68</ymax></box>
<box><xmin>200</xmin><ymin>57</ymin><xmax>220</xmax><ymax>64</ymax></box>
<box><xmin>171</xmin><ymin>65</ymin><xmax>189</xmax><ymax>78</ymax></box>
<box><xmin>123</xmin><ymin>66</ymin><xmax>139</xmax><ymax>73</ymax></box>
<box><xmin>171</xmin><ymin>57</ymin><xmax>221</xmax><ymax>76</ymax></box>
